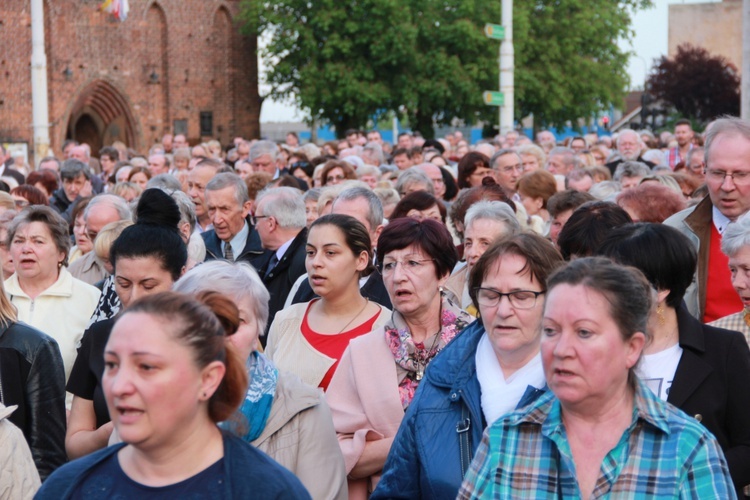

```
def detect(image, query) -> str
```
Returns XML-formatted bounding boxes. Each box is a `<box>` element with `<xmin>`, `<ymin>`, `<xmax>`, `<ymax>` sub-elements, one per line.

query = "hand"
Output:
<box><xmin>80</xmin><ymin>180</ymin><xmax>93</xmax><ymax>197</ymax></box>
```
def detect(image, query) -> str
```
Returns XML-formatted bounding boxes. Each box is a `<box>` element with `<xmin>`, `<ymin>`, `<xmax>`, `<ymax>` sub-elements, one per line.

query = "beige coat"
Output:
<box><xmin>266</xmin><ymin>301</ymin><xmax>391</xmax><ymax>388</ymax></box>
<box><xmin>0</xmin><ymin>404</ymin><xmax>40</xmax><ymax>500</ymax></box>
<box><xmin>252</xmin><ymin>370</ymin><xmax>347</xmax><ymax>500</ymax></box>
<box><xmin>326</xmin><ymin>328</ymin><xmax>406</xmax><ymax>500</ymax></box>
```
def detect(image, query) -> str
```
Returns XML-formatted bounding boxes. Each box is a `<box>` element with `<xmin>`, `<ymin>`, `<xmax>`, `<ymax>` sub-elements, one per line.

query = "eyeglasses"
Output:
<box><xmin>378</xmin><ymin>258</ymin><xmax>435</xmax><ymax>276</ymax></box>
<box><xmin>326</xmin><ymin>174</ymin><xmax>345</xmax><ymax>183</ymax></box>
<box><xmin>251</xmin><ymin>214</ymin><xmax>270</xmax><ymax>226</ymax></box>
<box><xmin>705</xmin><ymin>169</ymin><xmax>750</xmax><ymax>186</ymax></box>
<box><xmin>473</xmin><ymin>288</ymin><xmax>545</xmax><ymax>309</ymax></box>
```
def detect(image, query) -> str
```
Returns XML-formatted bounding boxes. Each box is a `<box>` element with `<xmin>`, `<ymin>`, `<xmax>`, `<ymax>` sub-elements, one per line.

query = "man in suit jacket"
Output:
<box><xmin>254</xmin><ymin>187</ymin><xmax>309</xmax><ymax>343</ymax></box>
<box><xmin>201</xmin><ymin>173</ymin><xmax>269</xmax><ymax>271</ymax></box>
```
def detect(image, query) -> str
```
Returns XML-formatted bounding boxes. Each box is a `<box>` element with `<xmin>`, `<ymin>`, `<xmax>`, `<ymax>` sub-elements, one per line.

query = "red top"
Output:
<box><xmin>301</xmin><ymin>299</ymin><xmax>382</xmax><ymax>390</ymax></box>
<box><xmin>704</xmin><ymin>224</ymin><xmax>743</xmax><ymax>322</ymax></box>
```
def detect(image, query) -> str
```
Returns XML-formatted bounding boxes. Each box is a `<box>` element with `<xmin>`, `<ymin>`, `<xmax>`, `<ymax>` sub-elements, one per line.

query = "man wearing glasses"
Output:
<box><xmin>666</xmin><ymin>117</ymin><xmax>750</xmax><ymax>322</ymax></box>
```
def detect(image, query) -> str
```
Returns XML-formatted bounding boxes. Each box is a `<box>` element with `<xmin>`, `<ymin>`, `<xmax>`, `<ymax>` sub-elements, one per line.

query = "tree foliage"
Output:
<box><xmin>241</xmin><ymin>0</ymin><xmax>652</xmax><ymax>136</ymax></box>
<box><xmin>646</xmin><ymin>43</ymin><xmax>740</xmax><ymax>123</ymax></box>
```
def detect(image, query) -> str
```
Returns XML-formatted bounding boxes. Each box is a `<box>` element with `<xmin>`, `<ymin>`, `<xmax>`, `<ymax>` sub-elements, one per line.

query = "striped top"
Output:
<box><xmin>458</xmin><ymin>378</ymin><xmax>736</xmax><ymax>499</ymax></box>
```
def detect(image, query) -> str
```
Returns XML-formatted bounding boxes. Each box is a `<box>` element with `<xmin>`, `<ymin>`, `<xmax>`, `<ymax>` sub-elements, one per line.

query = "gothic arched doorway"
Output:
<box><xmin>66</xmin><ymin>80</ymin><xmax>139</xmax><ymax>152</ymax></box>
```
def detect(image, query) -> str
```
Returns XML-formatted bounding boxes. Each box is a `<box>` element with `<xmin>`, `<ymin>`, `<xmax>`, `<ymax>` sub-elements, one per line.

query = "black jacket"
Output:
<box><xmin>669</xmin><ymin>304</ymin><xmax>750</xmax><ymax>497</ymax></box>
<box><xmin>0</xmin><ymin>321</ymin><xmax>67</xmax><ymax>480</ymax></box>
<box><xmin>260</xmin><ymin>227</ymin><xmax>308</xmax><ymax>344</ymax></box>
<box><xmin>292</xmin><ymin>270</ymin><xmax>392</xmax><ymax>310</ymax></box>
<box><xmin>201</xmin><ymin>217</ymin><xmax>270</xmax><ymax>272</ymax></box>
<box><xmin>49</xmin><ymin>188</ymin><xmax>73</xmax><ymax>220</ymax></box>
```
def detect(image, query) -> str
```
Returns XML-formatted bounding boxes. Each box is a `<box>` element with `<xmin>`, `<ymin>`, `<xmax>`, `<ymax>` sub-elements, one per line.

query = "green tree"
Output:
<box><xmin>242</xmin><ymin>0</ymin><xmax>652</xmax><ymax>136</ymax></box>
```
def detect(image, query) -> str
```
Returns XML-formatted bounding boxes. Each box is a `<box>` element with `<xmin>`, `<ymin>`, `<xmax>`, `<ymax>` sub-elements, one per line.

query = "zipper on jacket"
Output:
<box><xmin>0</xmin><ymin>377</ymin><xmax>4</xmax><ymax>405</ymax></box>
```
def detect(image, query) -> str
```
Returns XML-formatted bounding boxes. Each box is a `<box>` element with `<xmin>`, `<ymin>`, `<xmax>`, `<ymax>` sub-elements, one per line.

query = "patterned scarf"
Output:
<box><xmin>385</xmin><ymin>295</ymin><xmax>472</xmax><ymax>410</ymax></box>
<box><xmin>224</xmin><ymin>352</ymin><xmax>278</xmax><ymax>442</ymax></box>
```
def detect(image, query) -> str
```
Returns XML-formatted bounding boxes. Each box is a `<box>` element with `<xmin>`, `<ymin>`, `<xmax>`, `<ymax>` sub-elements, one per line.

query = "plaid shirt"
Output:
<box><xmin>710</xmin><ymin>311</ymin><xmax>750</xmax><ymax>347</ymax></box>
<box><xmin>458</xmin><ymin>379</ymin><xmax>736</xmax><ymax>499</ymax></box>
<box><xmin>667</xmin><ymin>145</ymin><xmax>693</xmax><ymax>169</ymax></box>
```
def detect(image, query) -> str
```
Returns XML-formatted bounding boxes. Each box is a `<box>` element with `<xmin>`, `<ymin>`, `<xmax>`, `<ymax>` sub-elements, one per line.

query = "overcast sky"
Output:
<box><xmin>259</xmin><ymin>0</ymin><xmax>718</xmax><ymax>123</ymax></box>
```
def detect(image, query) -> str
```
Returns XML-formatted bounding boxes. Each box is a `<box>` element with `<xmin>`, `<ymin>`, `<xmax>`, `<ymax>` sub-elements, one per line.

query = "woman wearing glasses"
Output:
<box><xmin>326</xmin><ymin>217</ymin><xmax>474</xmax><ymax>499</ymax></box>
<box><xmin>372</xmin><ymin>232</ymin><xmax>562</xmax><ymax>500</ymax></box>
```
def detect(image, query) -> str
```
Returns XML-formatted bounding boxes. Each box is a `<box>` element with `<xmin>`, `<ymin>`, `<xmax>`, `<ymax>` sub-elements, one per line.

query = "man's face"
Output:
<box><xmin>346</xmin><ymin>133</ymin><xmax>358</xmax><ymax>148</ymax></box>
<box><xmin>205</xmin><ymin>186</ymin><xmax>249</xmax><ymax>242</ymax></box>
<box><xmin>86</xmin><ymin>205</ymin><xmax>121</xmax><ymax>242</ymax></box>
<box><xmin>162</xmin><ymin>134</ymin><xmax>173</xmax><ymax>153</ymax></box>
<box><xmin>39</xmin><ymin>159</ymin><xmax>60</xmax><ymax>173</ymax></box>
<box><xmin>493</xmin><ymin>154</ymin><xmax>524</xmax><ymax>193</ymax></box>
<box><xmin>148</xmin><ymin>155</ymin><xmax>168</xmax><ymax>176</ymax></box>
<box><xmin>568</xmin><ymin>175</ymin><xmax>593</xmax><ymax>192</ymax></box>
<box><xmin>393</xmin><ymin>154</ymin><xmax>412</xmax><ymax>171</ymax></box>
<box><xmin>617</xmin><ymin>133</ymin><xmax>641</xmax><ymax>161</ymax></box>
<box><xmin>550</xmin><ymin>209</ymin><xmax>574</xmax><ymax>245</ymax></box>
<box><xmin>187</xmin><ymin>166</ymin><xmax>217</xmax><ymax>218</ymax></box>
<box><xmin>367</xmin><ymin>131</ymin><xmax>382</xmax><ymax>144</ymax></box>
<box><xmin>398</xmin><ymin>135</ymin><xmax>412</xmax><ymax>150</ymax></box>
<box><xmin>706</xmin><ymin>133</ymin><xmax>750</xmax><ymax>220</ymax></box>
<box><xmin>100</xmin><ymin>155</ymin><xmax>116</xmax><ymax>175</ymax></box>
<box><xmin>63</xmin><ymin>174</ymin><xmax>87</xmax><ymax>201</ymax></box>
<box><xmin>674</xmin><ymin>124</ymin><xmax>694</xmax><ymax>147</ymax></box>
<box><xmin>687</xmin><ymin>153</ymin><xmax>705</xmax><ymax>181</ymax></box>
<box><xmin>173</xmin><ymin>135</ymin><xmax>187</xmax><ymax>149</ymax></box>
<box><xmin>546</xmin><ymin>154</ymin><xmax>569</xmax><ymax>175</ymax></box>
<box><xmin>70</xmin><ymin>146</ymin><xmax>88</xmax><ymax>163</ymax></box>
<box><xmin>250</xmin><ymin>154</ymin><xmax>277</xmax><ymax>175</ymax></box>
<box><xmin>237</xmin><ymin>143</ymin><xmax>250</xmax><ymax>159</ymax></box>
<box><xmin>620</xmin><ymin>176</ymin><xmax>642</xmax><ymax>191</ymax></box>
<box><xmin>729</xmin><ymin>246</ymin><xmax>750</xmax><ymax>310</ymax></box>
<box><xmin>331</xmin><ymin>197</ymin><xmax>380</xmax><ymax>248</ymax></box>
<box><xmin>420</xmin><ymin>164</ymin><xmax>446</xmax><ymax>198</ymax></box>
<box><xmin>285</xmin><ymin>134</ymin><xmax>299</xmax><ymax>148</ymax></box>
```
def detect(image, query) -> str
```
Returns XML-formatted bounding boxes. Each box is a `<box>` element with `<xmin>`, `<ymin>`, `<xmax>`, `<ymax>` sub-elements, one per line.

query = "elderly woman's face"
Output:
<box><xmin>477</xmin><ymin>254</ymin><xmax>544</xmax><ymax>364</ymax></box>
<box><xmin>325</xmin><ymin>167</ymin><xmax>346</xmax><ymax>185</ymax></box>
<box><xmin>10</xmin><ymin>221</ymin><xmax>66</xmax><ymax>285</ymax></box>
<box><xmin>382</xmin><ymin>243</ymin><xmax>446</xmax><ymax>319</ymax></box>
<box><xmin>464</xmin><ymin>219</ymin><xmax>511</xmax><ymax>271</ymax></box>
<box><xmin>541</xmin><ymin>284</ymin><xmax>645</xmax><ymax>412</ymax></box>
<box><xmin>227</xmin><ymin>295</ymin><xmax>260</xmax><ymax>360</ymax></box>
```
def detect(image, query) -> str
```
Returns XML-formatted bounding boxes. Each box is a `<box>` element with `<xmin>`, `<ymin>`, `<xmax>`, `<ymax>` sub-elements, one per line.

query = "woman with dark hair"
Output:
<box><xmin>458</xmin><ymin>257</ymin><xmax>734</xmax><ymax>498</ymax></box>
<box><xmin>320</xmin><ymin>160</ymin><xmax>357</xmax><ymax>186</ymax></box>
<box><xmin>26</xmin><ymin>169</ymin><xmax>60</xmax><ymax>199</ymax></box>
<box><xmin>389</xmin><ymin>190</ymin><xmax>446</xmax><ymax>224</ymax></box>
<box><xmin>289</xmin><ymin>159</ymin><xmax>315</xmax><ymax>187</ymax></box>
<box><xmin>10</xmin><ymin>185</ymin><xmax>49</xmax><ymax>208</ymax></box>
<box><xmin>457</xmin><ymin>152</ymin><xmax>492</xmax><ymax>189</ymax></box>
<box><xmin>68</xmin><ymin>196</ymin><xmax>94</xmax><ymax>264</ymax></box>
<box><xmin>373</xmin><ymin>233</ymin><xmax>561</xmax><ymax>499</ymax></box>
<box><xmin>38</xmin><ymin>292</ymin><xmax>310</xmax><ymax>498</ymax></box>
<box><xmin>266</xmin><ymin>214</ymin><xmax>390</xmax><ymax>390</ymax></box>
<box><xmin>556</xmin><ymin>200</ymin><xmax>632</xmax><ymax>260</ymax></box>
<box><xmin>598</xmin><ymin>223</ymin><xmax>750</xmax><ymax>497</ymax></box>
<box><xmin>65</xmin><ymin>189</ymin><xmax>188</xmax><ymax>459</ymax></box>
<box><xmin>328</xmin><ymin>218</ymin><xmax>474</xmax><ymax>499</ymax></box>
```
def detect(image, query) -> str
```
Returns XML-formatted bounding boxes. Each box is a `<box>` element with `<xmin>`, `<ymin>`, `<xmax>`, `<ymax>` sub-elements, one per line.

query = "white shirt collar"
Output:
<box><xmin>223</xmin><ymin>220</ymin><xmax>250</xmax><ymax>257</ymax></box>
<box><xmin>712</xmin><ymin>205</ymin><xmax>732</xmax><ymax>235</ymax></box>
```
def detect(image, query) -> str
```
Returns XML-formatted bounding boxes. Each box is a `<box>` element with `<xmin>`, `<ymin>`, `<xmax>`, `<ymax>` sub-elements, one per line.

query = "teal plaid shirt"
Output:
<box><xmin>458</xmin><ymin>378</ymin><xmax>736</xmax><ymax>499</ymax></box>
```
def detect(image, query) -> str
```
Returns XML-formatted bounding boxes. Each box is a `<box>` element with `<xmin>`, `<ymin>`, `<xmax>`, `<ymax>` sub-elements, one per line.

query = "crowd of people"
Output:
<box><xmin>1</xmin><ymin>115</ymin><xmax>749</xmax><ymax>498</ymax></box>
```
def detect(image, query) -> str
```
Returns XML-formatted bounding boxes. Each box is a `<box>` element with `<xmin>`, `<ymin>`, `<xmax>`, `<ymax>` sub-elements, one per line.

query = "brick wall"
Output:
<box><xmin>0</xmin><ymin>0</ymin><xmax>260</xmax><ymax>162</ymax></box>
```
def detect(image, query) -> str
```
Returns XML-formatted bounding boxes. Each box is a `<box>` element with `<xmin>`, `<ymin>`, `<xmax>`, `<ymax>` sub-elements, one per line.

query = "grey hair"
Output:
<box><xmin>174</xmin><ymin>260</ymin><xmax>270</xmax><ymax>336</ymax></box>
<box><xmin>147</xmin><ymin>174</ymin><xmax>182</xmax><ymax>191</ymax></box>
<box><xmin>395</xmin><ymin>167</ymin><xmax>434</xmax><ymax>196</ymax></box>
<box><xmin>157</xmin><ymin>188</ymin><xmax>197</xmax><ymax>234</ymax></box>
<box><xmin>721</xmin><ymin>211</ymin><xmax>750</xmax><ymax>257</ymax></box>
<box><xmin>641</xmin><ymin>149</ymin><xmax>665</xmax><ymax>166</ymax></box>
<box><xmin>206</xmin><ymin>173</ymin><xmax>250</xmax><ymax>205</ymax></box>
<box><xmin>84</xmin><ymin>193</ymin><xmax>132</xmax><ymax>222</ymax></box>
<box><xmin>517</xmin><ymin>144</ymin><xmax>546</xmax><ymax>165</ymax></box>
<box><xmin>333</xmin><ymin>186</ymin><xmax>384</xmax><ymax>231</ymax></box>
<box><xmin>686</xmin><ymin>146</ymin><xmax>704</xmax><ymax>165</ymax></box>
<box><xmin>464</xmin><ymin>200</ymin><xmax>521</xmax><ymax>235</ymax></box>
<box><xmin>255</xmin><ymin>186</ymin><xmax>306</xmax><ymax>229</ymax></box>
<box><xmin>60</xmin><ymin>159</ymin><xmax>91</xmax><ymax>181</ymax></box>
<box><xmin>489</xmin><ymin>149</ymin><xmax>522</xmax><ymax>169</ymax></box>
<box><xmin>614</xmin><ymin>161</ymin><xmax>651</xmax><ymax>181</ymax></box>
<box><xmin>588</xmin><ymin>181</ymin><xmax>622</xmax><ymax>201</ymax></box>
<box><xmin>548</xmin><ymin>147</ymin><xmax>579</xmax><ymax>170</ymax></box>
<box><xmin>357</xmin><ymin>164</ymin><xmax>380</xmax><ymax>179</ymax></box>
<box><xmin>362</xmin><ymin>142</ymin><xmax>384</xmax><ymax>165</ymax></box>
<box><xmin>249</xmin><ymin>140</ymin><xmax>278</xmax><ymax>163</ymax></box>
<box><xmin>705</xmin><ymin>117</ymin><xmax>750</xmax><ymax>166</ymax></box>
<box><xmin>303</xmin><ymin>188</ymin><xmax>322</xmax><ymax>204</ymax></box>
<box><xmin>617</xmin><ymin>129</ymin><xmax>642</xmax><ymax>145</ymax></box>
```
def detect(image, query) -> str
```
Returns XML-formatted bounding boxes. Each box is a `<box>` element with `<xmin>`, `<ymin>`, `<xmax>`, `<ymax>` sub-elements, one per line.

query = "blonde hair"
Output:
<box><xmin>94</xmin><ymin>219</ymin><xmax>134</xmax><ymax>261</ymax></box>
<box><xmin>0</xmin><ymin>279</ymin><xmax>17</xmax><ymax>324</ymax></box>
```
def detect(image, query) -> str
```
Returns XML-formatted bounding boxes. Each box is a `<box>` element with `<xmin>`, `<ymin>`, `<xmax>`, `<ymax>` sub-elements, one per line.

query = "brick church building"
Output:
<box><xmin>0</xmin><ymin>0</ymin><xmax>260</xmax><ymax>162</ymax></box>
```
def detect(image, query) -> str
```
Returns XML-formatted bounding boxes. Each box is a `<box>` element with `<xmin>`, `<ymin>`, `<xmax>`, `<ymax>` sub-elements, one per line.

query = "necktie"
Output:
<box><xmin>265</xmin><ymin>254</ymin><xmax>279</xmax><ymax>278</ymax></box>
<box><xmin>224</xmin><ymin>244</ymin><xmax>234</xmax><ymax>261</ymax></box>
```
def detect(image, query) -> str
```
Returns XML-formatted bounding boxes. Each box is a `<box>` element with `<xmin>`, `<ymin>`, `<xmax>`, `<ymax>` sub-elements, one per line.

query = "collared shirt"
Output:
<box><xmin>710</xmin><ymin>310</ymin><xmax>750</xmax><ymax>347</ymax></box>
<box><xmin>667</xmin><ymin>144</ymin><xmax>693</xmax><ymax>170</ymax></box>
<box><xmin>458</xmin><ymin>379</ymin><xmax>735</xmax><ymax>499</ymax></box>
<box><xmin>223</xmin><ymin>221</ymin><xmax>250</xmax><ymax>260</ymax></box>
<box><xmin>274</xmin><ymin>236</ymin><xmax>294</xmax><ymax>262</ymax></box>
<box><xmin>713</xmin><ymin>205</ymin><xmax>732</xmax><ymax>234</ymax></box>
